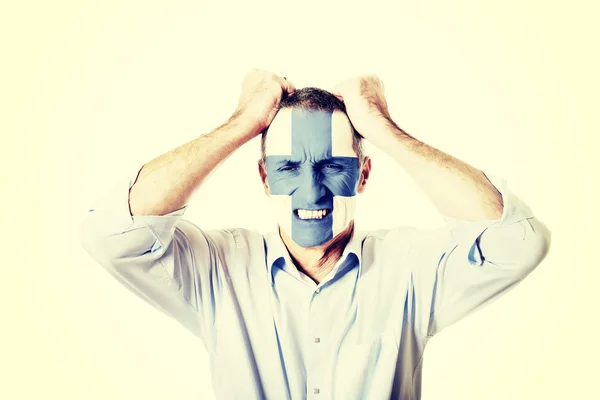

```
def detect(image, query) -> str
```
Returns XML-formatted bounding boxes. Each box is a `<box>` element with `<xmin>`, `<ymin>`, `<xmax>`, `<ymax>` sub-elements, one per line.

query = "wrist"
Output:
<box><xmin>225</xmin><ymin>110</ymin><xmax>265</xmax><ymax>139</ymax></box>
<box><xmin>360</xmin><ymin>116</ymin><xmax>405</xmax><ymax>146</ymax></box>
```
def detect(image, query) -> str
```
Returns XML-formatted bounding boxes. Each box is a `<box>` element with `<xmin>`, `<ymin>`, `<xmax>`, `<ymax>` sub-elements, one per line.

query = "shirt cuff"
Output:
<box><xmin>87</xmin><ymin>164</ymin><xmax>187</xmax><ymax>238</ymax></box>
<box><xmin>442</xmin><ymin>172</ymin><xmax>534</xmax><ymax>265</ymax></box>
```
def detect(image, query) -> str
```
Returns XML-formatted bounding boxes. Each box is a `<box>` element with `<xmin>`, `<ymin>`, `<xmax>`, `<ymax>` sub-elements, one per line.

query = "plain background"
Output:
<box><xmin>2</xmin><ymin>0</ymin><xmax>598</xmax><ymax>399</ymax></box>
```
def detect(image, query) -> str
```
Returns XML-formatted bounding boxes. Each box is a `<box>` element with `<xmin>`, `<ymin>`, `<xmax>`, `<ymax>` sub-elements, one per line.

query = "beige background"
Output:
<box><xmin>2</xmin><ymin>0</ymin><xmax>598</xmax><ymax>399</ymax></box>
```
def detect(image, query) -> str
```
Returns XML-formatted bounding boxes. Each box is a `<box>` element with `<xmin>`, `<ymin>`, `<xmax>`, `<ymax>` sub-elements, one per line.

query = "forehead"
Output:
<box><xmin>265</xmin><ymin>108</ymin><xmax>356</xmax><ymax>158</ymax></box>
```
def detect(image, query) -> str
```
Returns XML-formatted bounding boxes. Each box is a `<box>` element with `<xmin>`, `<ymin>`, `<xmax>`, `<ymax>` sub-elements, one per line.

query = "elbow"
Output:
<box><xmin>80</xmin><ymin>210</ymin><xmax>128</xmax><ymax>266</ymax></box>
<box><xmin>80</xmin><ymin>209</ymin><xmax>172</xmax><ymax>266</ymax></box>
<box><xmin>80</xmin><ymin>211</ymin><xmax>109</xmax><ymax>264</ymax></box>
<box><xmin>479</xmin><ymin>217</ymin><xmax>551</xmax><ymax>276</ymax></box>
<box><xmin>516</xmin><ymin>217</ymin><xmax>552</xmax><ymax>276</ymax></box>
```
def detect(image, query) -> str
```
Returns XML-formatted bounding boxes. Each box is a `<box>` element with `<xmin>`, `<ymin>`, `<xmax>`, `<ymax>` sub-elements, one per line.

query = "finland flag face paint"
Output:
<box><xmin>264</xmin><ymin>108</ymin><xmax>361</xmax><ymax>248</ymax></box>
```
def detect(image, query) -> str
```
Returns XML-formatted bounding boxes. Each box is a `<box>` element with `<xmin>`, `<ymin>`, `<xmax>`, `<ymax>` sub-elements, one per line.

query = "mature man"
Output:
<box><xmin>81</xmin><ymin>69</ymin><xmax>550</xmax><ymax>399</ymax></box>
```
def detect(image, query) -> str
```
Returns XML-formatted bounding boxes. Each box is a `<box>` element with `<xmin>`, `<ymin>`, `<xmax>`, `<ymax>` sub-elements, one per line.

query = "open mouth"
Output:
<box><xmin>295</xmin><ymin>208</ymin><xmax>331</xmax><ymax>220</ymax></box>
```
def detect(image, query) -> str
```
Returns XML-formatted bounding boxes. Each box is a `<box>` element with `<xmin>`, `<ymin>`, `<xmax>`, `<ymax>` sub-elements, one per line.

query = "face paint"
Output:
<box><xmin>265</xmin><ymin>108</ymin><xmax>361</xmax><ymax>248</ymax></box>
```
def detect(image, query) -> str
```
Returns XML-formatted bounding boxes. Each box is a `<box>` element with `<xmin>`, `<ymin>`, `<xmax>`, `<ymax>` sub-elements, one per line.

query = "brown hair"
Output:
<box><xmin>260</xmin><ymin>87</ymin><xmax>365</xmax><ymax>165</ymax></box>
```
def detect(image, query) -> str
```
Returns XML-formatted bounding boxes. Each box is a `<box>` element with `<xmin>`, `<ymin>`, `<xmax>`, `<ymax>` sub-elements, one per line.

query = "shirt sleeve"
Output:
<box><xmin>80</xmin><ymin>165</ymin><xmax>235</xmax><ymax>343</ymax></box>
<box><xmin>414</xmin><ymin>172</ymin><xmax>551</xmax><ymax>337</ymax></box>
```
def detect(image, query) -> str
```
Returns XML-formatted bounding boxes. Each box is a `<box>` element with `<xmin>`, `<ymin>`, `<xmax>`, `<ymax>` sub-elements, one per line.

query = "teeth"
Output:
<box><xmin>297</xmin><ymin>209</ymin><xmax>328</xmax><ymax>220</ymax></box>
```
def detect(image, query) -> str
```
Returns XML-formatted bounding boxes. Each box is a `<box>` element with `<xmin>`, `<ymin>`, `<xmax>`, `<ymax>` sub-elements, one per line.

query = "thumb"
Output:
<box><xmin>332</xmin><ymin>84</ymin><xmax>345</xmax><ymax>102</ymax></box>
<box><xmin>332</xmin><ymin>90</ymin><xmax>344</xmax><ymax>102</ymax></box>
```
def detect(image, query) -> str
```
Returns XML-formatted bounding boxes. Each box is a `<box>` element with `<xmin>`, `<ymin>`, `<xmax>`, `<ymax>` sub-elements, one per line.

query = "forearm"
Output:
<box><xmin>129</xmin><ymin>112</ymin><xmax>259</xmax><ymax>216</ymax></box>
<box><xmin>372</xmin><ymin>118</ymin><xmax>503</xmax><ymax>221</ymax></box>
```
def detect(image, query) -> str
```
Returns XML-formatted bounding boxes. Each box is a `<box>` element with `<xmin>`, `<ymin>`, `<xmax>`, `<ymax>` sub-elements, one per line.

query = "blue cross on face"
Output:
<box><xmin>264</xmin><ymin>108</ymin><xmax>361</xmax><ymax>248</ymax></box>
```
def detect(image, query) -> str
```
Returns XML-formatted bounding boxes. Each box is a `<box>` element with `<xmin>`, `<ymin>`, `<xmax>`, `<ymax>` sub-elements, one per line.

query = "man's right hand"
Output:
<box><xmin>234</xmin><ymin>69</ymin><xmax>296</xmax><ymax>135</ymax></box>
<box><xmin>128</xmin><ymin>69</ymin><xmax>294</xmax><ymax>216</ymax></box>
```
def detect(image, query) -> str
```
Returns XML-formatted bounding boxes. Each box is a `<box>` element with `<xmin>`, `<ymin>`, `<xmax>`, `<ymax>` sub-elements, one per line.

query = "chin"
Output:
<box><xmin>291</xmin><ymin>224</ymin><xmax>354</xmax><ymax>249</ymax></box>
<box><xmin>293</xmin><ymin>235</ymin><xmax>331</xmax><ymax>249</ymax></box>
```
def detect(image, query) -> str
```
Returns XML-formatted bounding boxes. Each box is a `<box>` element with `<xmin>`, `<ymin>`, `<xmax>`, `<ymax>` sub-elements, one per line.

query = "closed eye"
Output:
<box><xmin>279</xmin><ymin>166</ymin><xmax>299</xmax><ymax>172</ymax></box>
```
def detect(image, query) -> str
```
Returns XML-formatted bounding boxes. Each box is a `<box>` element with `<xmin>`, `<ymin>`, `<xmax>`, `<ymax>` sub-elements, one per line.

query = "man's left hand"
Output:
<box><xmin>332</xmin><ymin>75</ymin><xmax>396</xmax><ymax>145</ymax></box>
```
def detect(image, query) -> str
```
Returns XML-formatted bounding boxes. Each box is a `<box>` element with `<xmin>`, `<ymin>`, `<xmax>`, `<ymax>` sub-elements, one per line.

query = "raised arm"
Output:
<box><xmin>333</xmin><ymin>75</ymin><xmax>550</xmax><ymax>336</ymax></box>
<box><xmin>333</xmin><ymin>75</ymin><xmax>503</xmax><ymax>222</ymax></box>
<box><xmin>81</xmin><ymin>69</ymin><xmax>295</xmax><ymax>339</ymax></box>
<box><xmin>130</xmin><ymin>70</ymin><xmax>296</xmax><ymax>216</ymax></box>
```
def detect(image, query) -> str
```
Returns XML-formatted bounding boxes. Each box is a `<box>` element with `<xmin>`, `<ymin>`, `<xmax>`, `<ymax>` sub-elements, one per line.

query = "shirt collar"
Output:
<box><xmin>263</xmin><ymin>226</ymin><xmax>366</xmax><ymax>286</ymax></box>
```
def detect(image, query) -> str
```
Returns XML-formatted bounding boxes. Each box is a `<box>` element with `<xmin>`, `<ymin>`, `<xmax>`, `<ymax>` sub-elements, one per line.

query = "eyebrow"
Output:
<box><xmin>274</xmin><ymin>159</ymin><xmax>300</xmax><ymax>167</ymax></box>
<box><xmin>274</xmin><ymin>157</ymin><xmax>356</xmax><ymax>166</ymax></box>
<box><xmin>319</xmin><ymin>157</ymin><xmax>357</xmax><ymax>165</ymax></box>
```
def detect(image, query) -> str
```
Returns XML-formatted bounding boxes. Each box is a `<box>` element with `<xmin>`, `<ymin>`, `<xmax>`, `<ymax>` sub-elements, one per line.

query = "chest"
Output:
<box><xmin>208</xmin><ymin>252</ymin><xmax>417</xmax><ymax>393</ymax></box>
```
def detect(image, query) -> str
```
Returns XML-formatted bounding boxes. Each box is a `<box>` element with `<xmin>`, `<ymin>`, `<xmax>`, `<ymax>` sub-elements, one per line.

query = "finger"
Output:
<box><xmin>332</xmin><ymin>82</ymin><xmax>345</xmax><ymax>98</ymax></box>
<box><xmin>278</xmin><ymin>75</ymin><xmax>296</xmax><ymax>95</ymax></box>
<box><xmin>332</xmin><ymin>85</ymin><xmax>344</xmax><ymax>102</ymax></box>
<box><xmin>282</xmin><ymin>77</ymin><xmax>296</xmax><ymax>93</ymax></box>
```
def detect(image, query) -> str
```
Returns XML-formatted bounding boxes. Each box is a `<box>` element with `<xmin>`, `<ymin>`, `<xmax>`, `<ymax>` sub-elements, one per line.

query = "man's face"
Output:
<box><xmin>261</xmin><ymin>108</ymin><xmax>365</xmax><ymax>248</ymax></box>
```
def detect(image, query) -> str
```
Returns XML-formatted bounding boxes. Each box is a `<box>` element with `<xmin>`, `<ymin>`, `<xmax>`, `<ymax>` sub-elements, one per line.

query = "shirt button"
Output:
<box><xmin>313</xmin><ymin>388</ymin><xmax>320</xmax><ymax>394</ymax></box>
<box><xmin>313</xmin><ymin>337</ymin><xmax>320</xmax><ymax>343</ymax></box>
<box><xmin>315</xmin><ymin>288</ymin><xmax>320</xmax><ymax>294</ymax></box>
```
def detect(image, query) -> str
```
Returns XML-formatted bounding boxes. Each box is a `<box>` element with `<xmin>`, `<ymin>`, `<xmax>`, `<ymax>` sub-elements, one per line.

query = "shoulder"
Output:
<box><xmin>361</xmin><ymin>225</ymin><xmax>434</xmax><ymax>245</ymax></box>
<box><xmin>360</xmin><ymin>225</ymin><xmax>453</xmax><ymax>255</ymax></box>
<box><xmin>174</xmin><ymin>221</ymin><xmax>266</xmax><ymax>257</ymax></box>
<box><xmin>363</xmin><ymin>226</ymin><xmax>418</xmax><ymax>241</ymax></box>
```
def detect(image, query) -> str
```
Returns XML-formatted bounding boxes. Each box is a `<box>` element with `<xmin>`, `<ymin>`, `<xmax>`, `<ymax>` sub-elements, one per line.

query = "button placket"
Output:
<box><xmin>307</xmin><ymin>288</ymin><xmax>327</xmax><ymax>398</ymax></box>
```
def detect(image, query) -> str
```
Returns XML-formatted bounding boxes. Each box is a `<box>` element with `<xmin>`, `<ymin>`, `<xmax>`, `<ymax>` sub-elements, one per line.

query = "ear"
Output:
<box><xmin>357</xmin><ymin>156</ymin><xmax>371</xmax><ymax>194</ymax></box>
<box><xmin>258</xmin><ymin>160</ymin><xmax>270</xmax><ymax>196</ymax></box>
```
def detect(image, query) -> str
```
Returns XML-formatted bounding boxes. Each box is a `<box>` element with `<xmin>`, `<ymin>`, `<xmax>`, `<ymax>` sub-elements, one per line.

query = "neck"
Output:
<box><xmin>280</xmin><ymin>222</ymin><xmax>355</xmax><ymax>284</ymax></box>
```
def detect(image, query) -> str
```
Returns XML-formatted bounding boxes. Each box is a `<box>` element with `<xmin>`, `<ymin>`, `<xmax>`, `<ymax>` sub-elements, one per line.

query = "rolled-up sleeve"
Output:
<box><xmin>80</xmin><ymin>166</ymin><xmax>231</xmax><ymax>342</ymax></box>
<box><xmin>420</xmin><ymin>172</ymin><xmax>551</xmax><ymax>336</ymax></box>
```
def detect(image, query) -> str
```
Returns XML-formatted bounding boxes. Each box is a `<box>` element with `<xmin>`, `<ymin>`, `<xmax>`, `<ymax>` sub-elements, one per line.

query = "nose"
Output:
<box><xmin>297</xmin><ymin>168</ymin><xmax>327</xmax><ymax>204</ymax></box>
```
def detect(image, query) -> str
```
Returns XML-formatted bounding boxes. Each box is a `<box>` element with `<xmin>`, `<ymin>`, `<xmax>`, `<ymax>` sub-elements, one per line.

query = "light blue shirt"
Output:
<box><xmin>81</xmin><ymin>167</ymin><xmax>550</xmax><ymax>399</ymax></box>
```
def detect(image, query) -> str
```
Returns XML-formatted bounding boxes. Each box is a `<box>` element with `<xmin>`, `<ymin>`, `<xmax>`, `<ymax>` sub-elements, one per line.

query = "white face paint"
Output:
<box><xmin>264</xmin><ymin>108</ymin><xmax>360</xmax><ymax>247</ymax></box>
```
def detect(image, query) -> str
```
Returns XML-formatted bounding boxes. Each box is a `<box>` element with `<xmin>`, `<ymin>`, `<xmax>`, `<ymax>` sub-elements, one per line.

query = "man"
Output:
<box><xmin>81</xmin><ymin>69</ymin><xmax>550</xmax><ymax>399</ymax></box>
